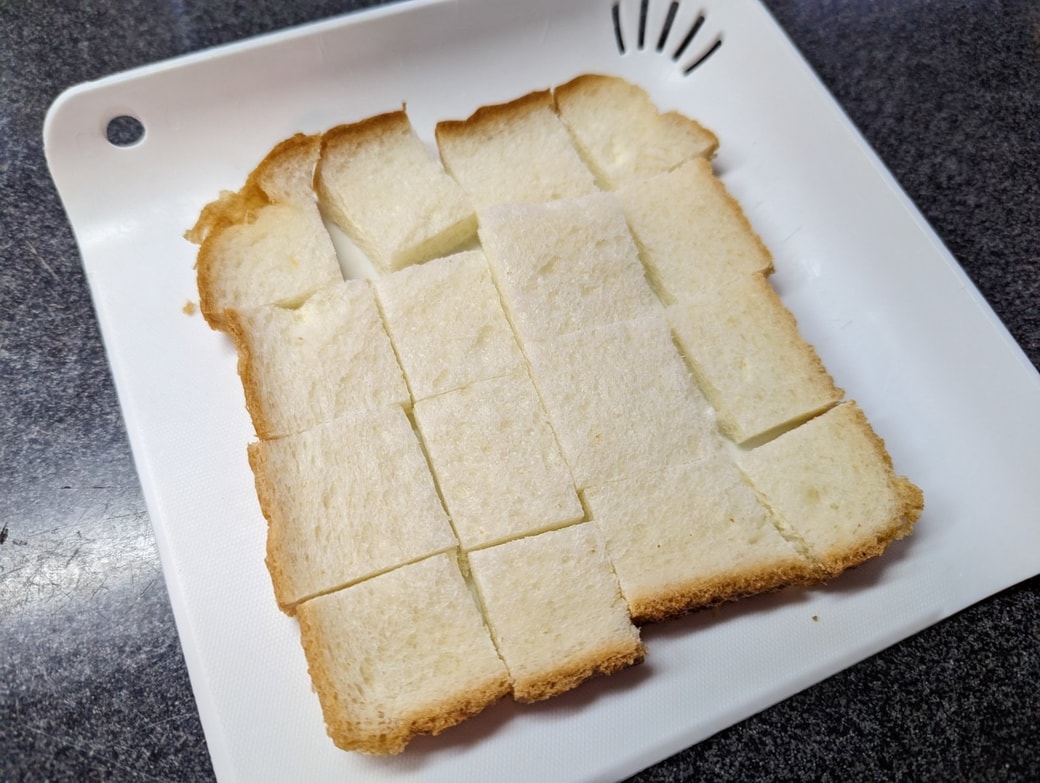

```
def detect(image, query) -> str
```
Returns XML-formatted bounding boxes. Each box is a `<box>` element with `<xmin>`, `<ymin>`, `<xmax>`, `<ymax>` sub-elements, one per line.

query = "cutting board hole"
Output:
<box><xmin>106</xmin><ymin>115</ymin><xmax>145</xmax><ymax>147</ymax></box>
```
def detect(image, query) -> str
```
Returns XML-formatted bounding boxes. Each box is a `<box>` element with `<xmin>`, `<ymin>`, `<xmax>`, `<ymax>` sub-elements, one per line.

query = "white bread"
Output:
<box><xmin>667</xmin><ymin>273</ymin><xmax>843</xmax><ymax>445</ymax></box>
<box><xmin>435</xmin><ymin>90</ymin><xmax>598</xmax><ymax>209</ymax></box>
<box><xmin>737</xmin><ymin>401</ymin><xmax>924</xmax><ymax>577</ymax></box>
<box><xmin>466</xmin><ymin>522</ymin><xmax>644</xmax><ymax>702</ymax></box>
<box><xmin>553</xmin><ymin>73</ymin><xmax>718</xmax><ymax>189</ymax></box>
<box><xmin>524</xmin><ymin>315</ymin><xmax>718</xmax><ymax>489</ymax></box>
<box><xmin>190</xmin><ymin>134</ymin><xmax>343</xmax><ymax>331</ymax></box>
<box><xmin>413</xmin><ymin>370</ymin><xmax>584</xmax><ymax>550</ymax></box>
<box><xmin>477</xmin><ymin>191</ymin><xmax>662</xmax><ymax>344</ymax></box>
<box><xmin>374</xmin><ymin>249</ymin><xmax>524</xmax><ymax>401</ymax></box>
<box><xmin>617</xmin><ymin>157</ymin><xmax>773</xmax><ymax>304</ymax></box>
<box><xmin>583</xmin><ymin>457</ymin><xmax>814</xmax><ymax>623</ymax></box>
<box><xmin>249</xmin><ymin>406</ymin><xmax>457</xmax><ymax>613</ymax></box>
<box><xmin>225</xmin><ymin>279</ymin><xmax>410</xmax><ymax>439</ymax></box>
<box><xmin>296</xmin><ymin>552</ymin><xmax>510</xmax><ymax>755</ymax></box>
<box><xmin>315</xmin><ymin>110</ymin><xmax>476</xmax><ymax>272</ymax></box>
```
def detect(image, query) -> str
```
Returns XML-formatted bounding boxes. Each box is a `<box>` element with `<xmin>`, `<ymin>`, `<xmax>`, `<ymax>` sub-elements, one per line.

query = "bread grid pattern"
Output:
<box><xmin>188</xmin><ymin>74</ymin><xmax>924</xmax><ymax>755</ymax></box>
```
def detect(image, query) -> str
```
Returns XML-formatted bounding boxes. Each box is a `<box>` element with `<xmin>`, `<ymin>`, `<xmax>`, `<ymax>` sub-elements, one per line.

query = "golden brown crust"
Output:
<box><xmin>319</xmin><ymin>109</ymin><xmax>410</xmax><ymax>159</ymax></box>
<box><xmin>223</xmin><ymin>308</ymin><xmax>274</xmax><ymax>441</ymax></box>
<box><xmin>629</xmin><ymin>559</ymin><xmax>822</xmax><ymax>625</ymax></box>
<box><xmin>435</xmin><ymin>89</ymin><xmax>554</xmax><ymax>144</ymax></box>
<box><xmin>511</xmin><ymin>639</ymin><xmax>646</xmax><ymax>703</ymax></box>
<box><xmin>296</xmin><ymin>601</ymin><xmax>511</xmax><ymax>755</ymax></box>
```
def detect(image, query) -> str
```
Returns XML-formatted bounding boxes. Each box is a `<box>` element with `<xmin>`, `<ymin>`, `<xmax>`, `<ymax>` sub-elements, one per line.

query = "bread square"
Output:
<box><xmin>466</xmin><ymin>523</ymin><xmax>644</xmax><ymax>702</ymax></box>
<box><xmin>617</xmin><ymin>157</ymin><xmax>773</xmax><ymax>303</ymax></box>
<box><xmin>316</xmin><ymin>110</ymin><xmax>476</xmax><ymax>272</ymax></box>
<box><xmin>667</xmin><ymin>273</ymin><xmax>843</xmax><ymax>444</ymax></box>
<box><xmin>375</xmin><ymin>250</ymin><xmax>524</xmax><ymax>401</ymax></box>
<box><xmin>737</xmin><ymin>401</ymin><xmax>924</xmax><ymax>577</ymax></box>
<box><xmin>227</xmin><ymin>279</ymin><xmax>410</xmax><ymax>439</ymax></box>
<box><xmin>525</xmin><ymin>315</ymin><xmax>717</xmax><ymax>489</ymax></box>
<box><xmin>478</xmin><ymin>191</ymin><xmax>662</xmax><ymax>344</ymax></box>
<box><xmin>296</xmin><ymin>552</ymin><xmax>510</xmax><ymax>755</ymax></box>
<box><xmin>583</xmin><ymin>457</ymin><xmax>813</xmax><ymax>623</ymax></box>
<box><xmin>553</xmin><ymin>73</ymin><xmax>718</xmax><ymax>189</ymax></box>
<box><xmin>250</xmin><ymin>406</ymin><xmax>457</xmax><ymax>612</ymax></box>
<box><xmin>435</xmin><ymin>90</ymin><xmax>598</xmax><ymax>210</ymax></box>
<box><xmin>413</xmin><ymin>370</ymin><xmax>583</xmax><ymax>549</ymax></box>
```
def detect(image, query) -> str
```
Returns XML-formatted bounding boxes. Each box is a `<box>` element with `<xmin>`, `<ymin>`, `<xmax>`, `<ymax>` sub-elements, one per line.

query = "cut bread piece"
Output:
<box><xmin>226</xmin><ymin>279</ymin><xmax>410</xmax><ymax>439</ymax></box>
<box><xmin>583</xmin><ymin>457</ymin><xmax>814</xmax><ymax>623</ymax></box>
<box><xmin>315</xmin><ymin>110</ymin><xmax>476</xmax><ymax>273</ymax></box>
<box><xmin>617</xmin><ymin>157</ymin><xmax>773</xmax><ymax>304</ymax></box>
<box><xmin>374</xmin><ymin>250</ymin><xmax>524</xmax><ymax>401</ymax></box>
<box><xmin>553</xmin><ymin>73</ymin><xmax>718</xmax><ymax>189</ymax></box>
<box><xmin>413</xmin><ymin>370</ymin><xmax>583</xmax><ymax>550</ymax></box>
<box><xmin>190</xmin><ymin>134</ymin><xmax>343</xmax><ymax>331</ymax></box>
<box><xmin>296</xmin><ymin>552</ymin><xmax>510</xmax><ymax>755</ymax></box>
<box><xmin>249</xmin><ymin>406</ymin><xmax>457</xmax><ymax>613</ymax></box>
<box><xmin>525</xmin><ymin>315</ymin><xmax>718</xmax><ymax>489</ymax></box>
<box><xmin>667</xmin><ymin>273</ymin><xmax>843</xmax><ymax>445</ymax></box>
<box><xmin>478</xmin><ymin>192</ymin><xmax>662</xmax><ymax>344</ymax></box>
<box><xmin>737</xmin><ymin>401</ymin><xmax>924</xmax><ymax>577</ymax></box>
<box><xmin>435</xmin><ymin>90</ymin><xmax>598</xmax><ymax>210</ymax></box>
<box><xmin>467</xmin><ymin>522</ymin><xmax>644</xmax><ymax>702</ymax></box>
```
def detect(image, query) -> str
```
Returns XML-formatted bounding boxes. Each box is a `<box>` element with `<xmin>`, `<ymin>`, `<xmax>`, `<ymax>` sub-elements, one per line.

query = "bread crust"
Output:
<box><xmin>297</xmin><ymin>589</ymin><xmax>511</xmax><ymax>755</ymax></box>
<box><xmin>434</xmin><ymin>89</ymin><xmax>554</xmax><ymax>144</ymax></box>
<box><xmin>512</xmin><ymin>640</ymin><xmax>646</xmax><ymax>703</ymax></box>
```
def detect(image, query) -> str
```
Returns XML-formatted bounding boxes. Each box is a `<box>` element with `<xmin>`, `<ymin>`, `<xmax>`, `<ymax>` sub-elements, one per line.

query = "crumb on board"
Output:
<box><xmin>183</xmin><ymin>300</ymin><xmax>197</xmax><ymax>316</ymax></box>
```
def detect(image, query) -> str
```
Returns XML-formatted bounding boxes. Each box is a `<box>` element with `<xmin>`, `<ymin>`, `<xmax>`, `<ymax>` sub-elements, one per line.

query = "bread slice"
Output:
<box><xmin>374</xmin><ymin>249</ymin><xmax>524</xmax><ymax>401</ymax></box>
<box><xmin>225</xmin><ymin>279</ymin><xmax>410</xmax><ymax>439</ymax></box>
<box><xmin>737</xmin><ymin>401</ymin><xmax>924</xmax><ymax>577</ymax></box>
<box><xmin>667</xmin><ymin>273</ymin><xmax>843</xmax><ymax>445</ymax></box>
<box><xmin>249</xmin><ymin>406</ymin><xmax>457</xmax><ymax>613</ymax></box>
<box><xmin>477</xmin><ymin>191</ymin><xmax>662</xmax><ymax>344</ymax></box>
<box><xmin>553</xmin><ymin>73</ymin><xmax>718</xmax><ymax>189</ymax></box>
<box><xmin>435</xmin><ymin>90</ymin><xmax>598</xmax><ymax>209</ymax></box>
<box><xmin>315</xmin><ymin>110</ymin><xmax>476</xmax><ymax>273</ymax></box>
<box><xmin>583</xmin><ymin>457</ymin><xmax>814</xmax><ymax>623</ymax></box>
<box><xmin>413</xmin><ymin>370</ymin><xmax>584</xmax><ymax>550</ymax></box>
<box><xmin>295</xmin><ymin>552</ymin><xmax>510</xmax><ymax>755</ymax></box>
<box><xmin>524</xmin><ymin>315</ymin><xmax>718</xmax><ymax>489</ymax></box>
<box><xmin>617</xmin><ymin>157</ymin><xmax>773</xmax><ymax>304</ymax></box>
<box><xmin>466</xmin><ymin>522</ymin><xmax>644</xmax><ymax>702</ymax></box>
<box><xmin>190</xmin><ymin>134</ymin><xmax>343</xmax><ymax>331</ymax></box>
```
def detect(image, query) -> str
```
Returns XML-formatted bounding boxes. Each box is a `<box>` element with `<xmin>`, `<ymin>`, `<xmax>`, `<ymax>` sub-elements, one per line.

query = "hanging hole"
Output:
<box><xmin>106</xmin><ymin>115</ymin><xmax>145</xmax><ymax>147</ymax></box>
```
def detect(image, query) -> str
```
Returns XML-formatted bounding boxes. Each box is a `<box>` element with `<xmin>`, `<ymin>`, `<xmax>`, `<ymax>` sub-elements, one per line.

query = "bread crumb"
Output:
<box><xmin>812</xmin><ymin>615</ymin><xmax>819</xmax><ymax>622</ymax></box>
<box><xmin>183</xmin><ymin>300</ymin><xmax>197</xmax><ymax>316</ymax></box>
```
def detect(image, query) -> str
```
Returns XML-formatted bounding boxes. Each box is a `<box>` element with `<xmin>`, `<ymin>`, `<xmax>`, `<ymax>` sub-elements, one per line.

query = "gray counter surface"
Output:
<box><xmin>2</xmin><ymin>1</ymin><xmax>1038</xmax><ymax>780</ymax></box>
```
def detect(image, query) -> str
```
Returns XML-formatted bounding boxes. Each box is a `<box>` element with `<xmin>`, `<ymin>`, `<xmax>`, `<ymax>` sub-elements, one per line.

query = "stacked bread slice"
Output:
<box><xmin>187</xmin><ymin>73</ymin><xmax>923</xmax><ymax>755</ymax></box>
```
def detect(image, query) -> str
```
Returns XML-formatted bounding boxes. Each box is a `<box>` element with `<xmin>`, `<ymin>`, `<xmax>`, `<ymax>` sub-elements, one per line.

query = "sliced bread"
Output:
<box><xmin>413</xmin><ymin>370</ymin><xmax>583</xmax><ymax>550</ymax></box>
<box><xmin>583</xmin><ymin>457</ymin><xmax>814</xmax><ymax>623</ymax></box>
<box><xmin>477</xmin><ymin>191</ymin><xmax>662</xmax><ymax>344</ymax></box>
<box><xmin>315</xmin><ymin>110</ymin><xmax>476</xmax><ymax>272</ymax></box>
<box><xmin>190</xmin><ymin>133</ymin><xmax>343</xmax><ymax>331</ymax></box>
<box><xmin>374</xmin><ymin>249</ymin><xmax>524</xmax><ymax>401</ymax></box>
<box><xmin>667</xmin><ymin>273</ymin><xmax>843</xmax><ymax>445</ymax></box>
<box><xmin>524</xmin><ymin>315</ymin><xmax>718</xmax><ymax>489</ymax></box>
<box><xmin>466</xmin><ymin>522</ymin><xmax>644</xmax><ymax>702</ymax></box>
<box><xmin>435</xmin><ymin>90</ymin><xmax>598</xmax><ymax>209</ymax></box>
<box><xmin>737</xmin><ymin>401</ymin><xmax>924</xmax><ymax>577</ymax></box>
<box><xmin>553</xmin><ymin>73</ymin><xmax>718</xmax><ymax>189</ymax></box>
<box><xmin>295</xmin><ymin>552</ymin><xmax>510</xmax><ymax>754</ymax></box>
<box><xmin>225</xmin><ymin>279</ymin><xmax>410</xmax><ymax>439</ymax></box>
<box><xmin>249</xmin><ymin>406</ymin><xmax>457</xmax><ymax>613</ymax></box>
<box><xmin>617</xmin><ymin>157</ymin><xmax>773</xmax><ymax>304</ymax></box>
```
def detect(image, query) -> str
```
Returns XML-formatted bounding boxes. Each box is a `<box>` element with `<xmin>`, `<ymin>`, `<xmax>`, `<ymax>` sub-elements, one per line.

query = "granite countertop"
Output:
<box><xmin>1</xmin><ymin>1</ymin><xmax>1038</xmax><ymax>780</ymax></box>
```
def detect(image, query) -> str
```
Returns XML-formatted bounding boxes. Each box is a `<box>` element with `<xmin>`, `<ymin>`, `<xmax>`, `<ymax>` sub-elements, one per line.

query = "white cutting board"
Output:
<box><xmin>44</xmin><ymin>0</ymin><xmax>1040</xmax><ymax>780</ymax></box>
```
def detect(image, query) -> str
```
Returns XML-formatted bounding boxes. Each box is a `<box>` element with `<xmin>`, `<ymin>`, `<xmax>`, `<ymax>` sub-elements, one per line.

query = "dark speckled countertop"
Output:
<box><xmin>2</xmin><ymin>1</ymin><xmax>1038</xmax><ymax>781</ymax></box>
